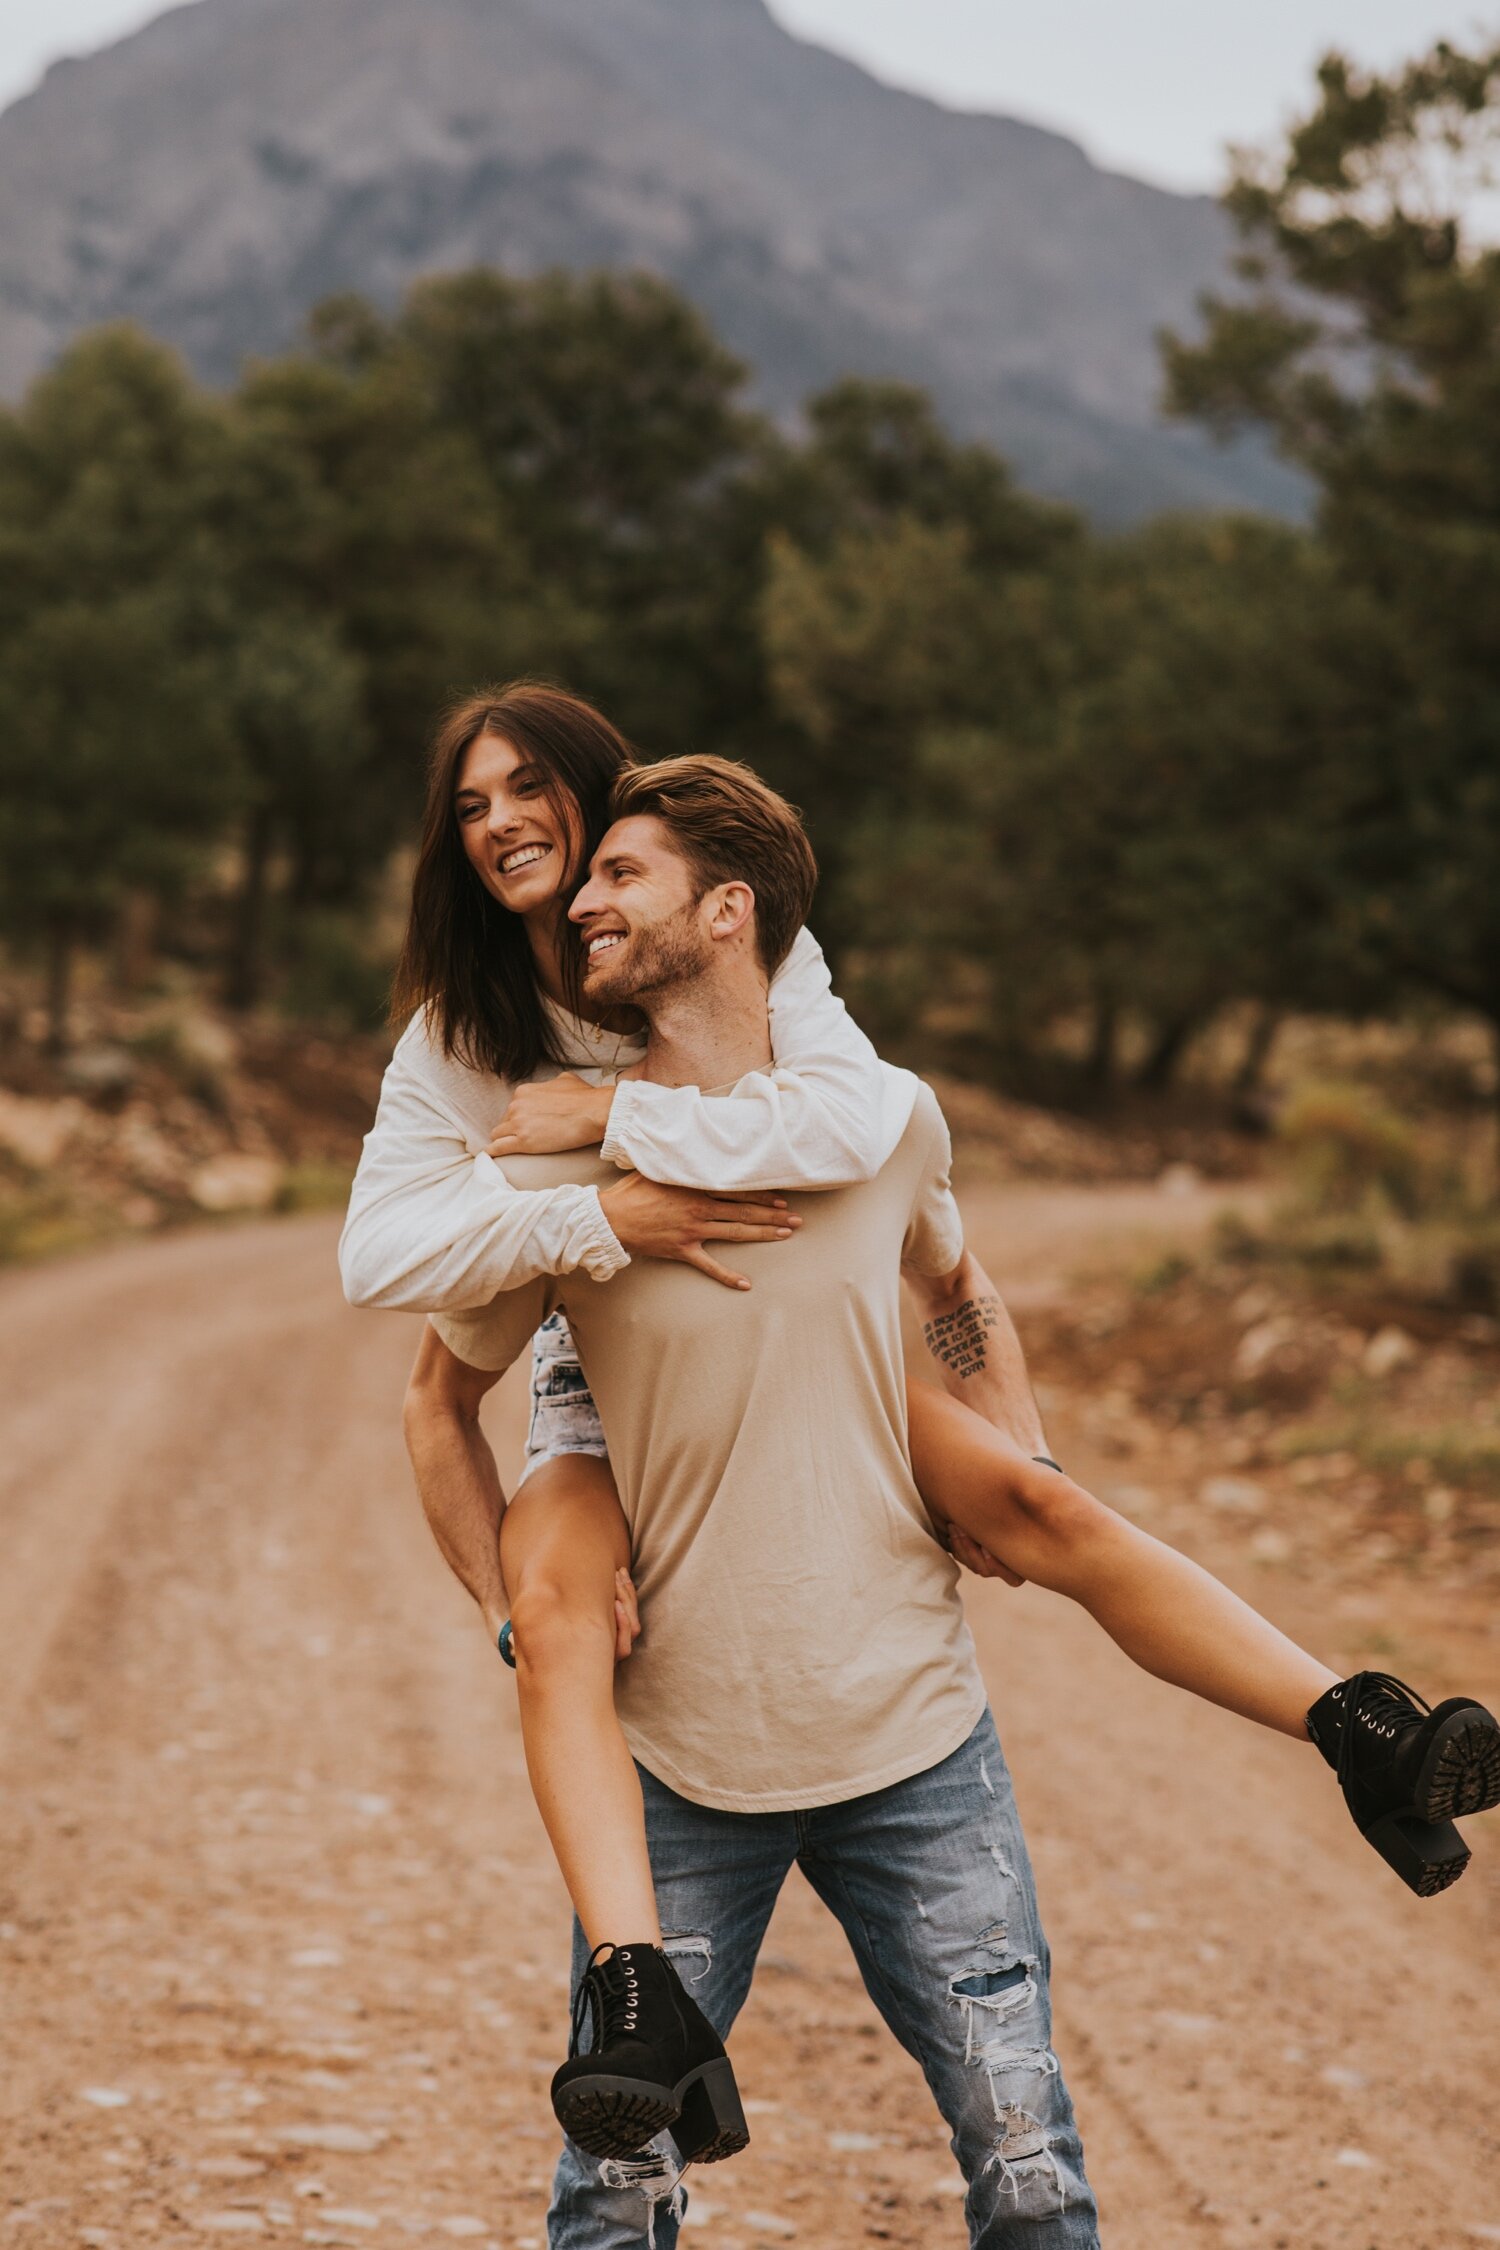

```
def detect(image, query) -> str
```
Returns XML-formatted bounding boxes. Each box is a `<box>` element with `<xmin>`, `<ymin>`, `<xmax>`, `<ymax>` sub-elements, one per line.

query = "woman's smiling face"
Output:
<box><xmin>454</xmin><ymin>729</ymin><xmax>580</xmax><ymax>917</ymax></box>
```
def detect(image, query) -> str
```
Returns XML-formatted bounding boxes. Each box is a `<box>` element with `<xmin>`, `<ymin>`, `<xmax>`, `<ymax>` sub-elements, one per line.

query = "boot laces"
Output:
<box><xmin>1334</xmin><ymin>1671</ymin><xmax>1431</xmax><ymax>1789</ymax></box>
<box><xmin>569</xmin><ymin>1943</ymin><xmax>642</xmax><ymax>2058</ymax></box>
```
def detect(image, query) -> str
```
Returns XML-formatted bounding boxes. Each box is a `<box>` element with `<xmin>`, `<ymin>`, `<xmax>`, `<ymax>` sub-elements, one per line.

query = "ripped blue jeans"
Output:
<box><xmin>547</xmin><ymin>1709</ymin><xmax>1099</xmax><ymax>2247</ymax></box>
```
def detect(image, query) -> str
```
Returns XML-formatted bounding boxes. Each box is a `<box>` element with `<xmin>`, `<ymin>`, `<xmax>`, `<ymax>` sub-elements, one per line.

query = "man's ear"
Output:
<box><xmin>706</xmin><ymin>880</ymin><xmax>756</xmax><ymax>944</ymax></box>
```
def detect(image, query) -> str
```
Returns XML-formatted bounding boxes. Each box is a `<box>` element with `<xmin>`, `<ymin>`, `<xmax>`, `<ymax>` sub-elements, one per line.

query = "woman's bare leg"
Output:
<box><xmin>907</xmin><ymin>1381</ymin><xmax>1337</xmax><ymax>1739</ymax></box>
<box><xmin>500</xmin><ymin>1454</ymin><xmax>661</xmax><ymax>1948</ymax></box>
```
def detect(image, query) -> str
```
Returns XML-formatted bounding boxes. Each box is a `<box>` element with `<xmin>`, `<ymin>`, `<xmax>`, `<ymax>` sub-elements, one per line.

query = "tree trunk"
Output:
<box><xmin>1233</xmin><ymin>1004</ymin><xmax>1282</xmax><ymax>1097</ymax></box>
<box><xmin>45</xmin><ymin>915</ymin><xmax>73</xmax><ymax>1055</ymax></box>
<box><xmin>1084</xmin><ymin>997</ymin><xmax>1119</xmax><ymax>1093</ymax></box>
<box><xmin>1137</xmin><ymin>1008</ymin><xmax>1204</xmax><ymax>1091</ymax></box>
<box><xmin>226</xmin><ymin>804</ymin><xmax>273</xmax><ymax>1012</ymax></box>
<box><xmin>114</xmin><ymin>889</ymin><xmax>158</xmax><ymax>994</ymax></box>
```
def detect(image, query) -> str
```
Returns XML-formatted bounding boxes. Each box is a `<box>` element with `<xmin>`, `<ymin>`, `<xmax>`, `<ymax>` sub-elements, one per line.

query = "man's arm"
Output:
<box><xmin>403</xmin><ymin>1323</ymin><xmax>511</xmax><ymax>1643</ymax></box>
<box><xmin>903</xmin><ymin>1248</ymin><xmax>1057</xmax><ymax>1585</ymax></box>
<box><xmin>902</xmin><ymin>1247</ymin><xmax>1050</xmax><ymax>1458</ymax></box>
<box><xmin>899</xmin><ymin>1089</ymin><xmax>1055</xmax><ymax>1582</ymax></box>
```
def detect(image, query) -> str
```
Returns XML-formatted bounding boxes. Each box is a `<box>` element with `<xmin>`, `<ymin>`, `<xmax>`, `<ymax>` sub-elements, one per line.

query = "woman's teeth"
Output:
<box><xmin>499</xmin><ymin>843</ymin><xmax>550</xmax><ymax>875</ymax></box>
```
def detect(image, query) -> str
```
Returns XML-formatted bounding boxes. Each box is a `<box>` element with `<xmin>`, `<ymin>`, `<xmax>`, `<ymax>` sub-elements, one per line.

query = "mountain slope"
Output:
<box><xmin>0</xmin><ymin>0</ymin><xmax>1296</xmax><ymax>517</ymax></box>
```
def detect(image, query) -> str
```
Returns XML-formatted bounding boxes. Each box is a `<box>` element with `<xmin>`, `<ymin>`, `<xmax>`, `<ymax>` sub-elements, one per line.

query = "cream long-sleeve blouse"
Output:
<box><xmin>338</xmin><ymin>928</ymin><xmax>917</xmax><ymax>1315</ymax></box>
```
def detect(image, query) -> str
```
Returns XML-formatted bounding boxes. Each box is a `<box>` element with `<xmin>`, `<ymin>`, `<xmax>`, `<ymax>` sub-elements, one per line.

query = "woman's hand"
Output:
<box><xmin>597</xmin><ymin>1173</ymin><xmax>800</xmax><ymax>1290</ymax></box>
<box><xmin>490</xmin><ymin>1073</ymin><xmax>614</xmax><ymax>1156</ymax></box>
<box><xmin>614</xmin><ymin>1567</ymin><xmax>642</xmax><ymax>1662</ymax></box>
<box><xmin>929</xmin><ymin>1506</ymin><xmax>1027</xmax><ymax>1588</ymax></box>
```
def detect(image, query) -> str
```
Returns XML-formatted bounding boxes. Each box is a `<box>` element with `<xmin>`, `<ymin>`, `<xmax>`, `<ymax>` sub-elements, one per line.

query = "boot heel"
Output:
<box><xmin>669</xmin><ymin>2056</ymin><xmax>749</xmax><ymax>2166</ymax></box>
<box><xmin>1364</xmin><ymin>1810</ymin><xmax>1470</xmax><ymax>1897</ymax></box>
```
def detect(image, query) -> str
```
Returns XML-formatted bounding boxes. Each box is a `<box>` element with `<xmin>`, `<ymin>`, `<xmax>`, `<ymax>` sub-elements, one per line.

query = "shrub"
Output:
<box><xmin>279</xmin><ymin>911</ymin><xmax>392</xmax><ymax>1032</ymax></box>
<box><xmin>1135</xmin><ymin>1251</ymin><xmax>1193</xmax><ymax>1296</ymax></box>
<box><xmin>276</xmin><ymin>1160</ymin><xmax>355</xmax><ymax>1214</ymax></box>
<box><xmin>1275</xmin><ymin>1079</ymin><xmax>1426</xmax><ymax>1217</ymax></box>
<box><xmin>1278</xmin><ymin>1212</ymin><xmax>1385</xmax><ymax>1269</ymax></box>
<box><xmin>1213</xmin><ymin>1207</ymin><xmax>1266</xmax><ymax>1262</ymax></box>
<box><xmin>0</xmin><ymin>1180</ymin><xmax>103</xmax><ymax>1264</ymax></box>
<box><xmin>1444</xmin><ymin>1217</ymin><xmax>1500</xmax><ymax>1313</ymax></box>
<box><xmin>126</xmin><ymin>1010</ymin><xmax>236</xmax><ymax>1109</ymax></box>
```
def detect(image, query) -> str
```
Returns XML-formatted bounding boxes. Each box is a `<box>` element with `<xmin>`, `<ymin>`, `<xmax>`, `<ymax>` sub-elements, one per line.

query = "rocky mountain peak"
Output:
<box><xmin>0</xmin><ymin>0</ymin><xmax>1295</xmax><ymax>517</ymax></box>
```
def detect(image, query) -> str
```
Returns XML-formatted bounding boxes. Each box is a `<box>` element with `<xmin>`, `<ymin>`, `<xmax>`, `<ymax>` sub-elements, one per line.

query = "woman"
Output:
<box><xmin>343</xmin><ymin>681</ymin><xmax>1500</xmax><ymax>2168</ymax></box>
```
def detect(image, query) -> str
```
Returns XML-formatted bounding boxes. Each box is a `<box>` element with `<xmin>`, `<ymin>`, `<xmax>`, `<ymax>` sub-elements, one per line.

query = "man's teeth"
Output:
<box><xmin>588</xmin><ymin>934</ymin><xmax>625</xmax><ymax>958</ymax></box>
<box><xmin>499</xmin><ymin>844</ymin><xmax>550</xmax><ymax>874</ymax></box>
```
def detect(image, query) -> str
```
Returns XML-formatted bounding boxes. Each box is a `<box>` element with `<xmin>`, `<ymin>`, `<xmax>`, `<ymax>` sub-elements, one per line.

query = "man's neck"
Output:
<box><xmin>639</xmin><ymin>962</ymin><xmax>773</xmax><ymax>1090</ymax></box>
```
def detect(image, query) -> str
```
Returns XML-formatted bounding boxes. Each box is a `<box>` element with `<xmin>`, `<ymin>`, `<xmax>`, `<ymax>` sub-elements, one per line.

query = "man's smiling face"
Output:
<box><xmin>568</xmin><ymin>815</ymin><xmax>717</xmax><ymax>1004</ymax></box>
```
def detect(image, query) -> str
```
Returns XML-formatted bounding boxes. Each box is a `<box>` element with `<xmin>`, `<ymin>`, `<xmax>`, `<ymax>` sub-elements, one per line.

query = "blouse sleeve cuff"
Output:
<box><xmin>578</xmin><ymin>1186</ymin><xmax>631</xmax><ymax>1281</ymax></box>
<box><xmin>599</xmin><ymin>1080</ymin><xmax>642</xmax><ymax>1172</ymax></box>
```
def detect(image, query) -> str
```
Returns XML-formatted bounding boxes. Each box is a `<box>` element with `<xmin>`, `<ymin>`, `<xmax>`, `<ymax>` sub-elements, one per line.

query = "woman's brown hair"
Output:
<box><xmin>391</xmin><ymin>682</ymin><xmax>636</xmax><ymax>1081</ymax></box>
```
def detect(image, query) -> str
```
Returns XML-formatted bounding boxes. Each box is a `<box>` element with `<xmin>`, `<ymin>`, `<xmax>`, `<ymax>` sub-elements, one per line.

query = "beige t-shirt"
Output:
<box><xmin>434</xmin><ymin>1076</ymin><xmax>986</xmax><ymax>1814</ymax></box>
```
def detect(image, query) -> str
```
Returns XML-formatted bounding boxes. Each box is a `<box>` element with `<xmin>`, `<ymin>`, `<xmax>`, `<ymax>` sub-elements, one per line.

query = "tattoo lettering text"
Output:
<box><xmin>924</xmin><ymin>1293</ymin><xmax>1001</xmax><ymax>1380</ymax></box>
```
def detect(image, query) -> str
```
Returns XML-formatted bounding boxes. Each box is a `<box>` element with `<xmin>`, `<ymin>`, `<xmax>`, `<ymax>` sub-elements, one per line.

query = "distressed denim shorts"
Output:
<box><xmin>519</xmin><ymin>1311</ymin><xmax>608</xmax><ymax>1486</ymax></box>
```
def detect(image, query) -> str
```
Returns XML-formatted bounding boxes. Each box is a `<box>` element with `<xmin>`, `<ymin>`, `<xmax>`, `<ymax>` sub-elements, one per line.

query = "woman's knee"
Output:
<box><xmin>508</xmin><ymin>1573</ymin><xmax>616</xmax><ymax>1673</ymax></box>
<box><xmin>914</xmin><ymin>1388</ymin><xmax>1096</xmax><ymax>1550</ymax></box>
<box><xmin>1013</xmin><ymin>1465</ymin><xmax>1101</xmax><ymax>1549</ymax></box>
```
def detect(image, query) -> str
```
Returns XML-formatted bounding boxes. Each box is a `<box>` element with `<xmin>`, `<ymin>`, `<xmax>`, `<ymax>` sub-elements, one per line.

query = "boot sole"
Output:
<box><xmin>554</xmin><ymin>2055</ymin><xmax>750</xmax><ymax>2167</ymax></box>
<box><xmin>1357</xmin><ymin>1705</ymin><xmax>1499</xmax><ymax>1898</ymax></box>
<box><xmin>1416</xmin><ymin>1706</ymin><xmax>1500</xmax><ymax>1824</ymax></box>
<box><xmin>553</xmin><ymin>2074</ymin><xmax>681</xmax><ymax>2161</ymax></box>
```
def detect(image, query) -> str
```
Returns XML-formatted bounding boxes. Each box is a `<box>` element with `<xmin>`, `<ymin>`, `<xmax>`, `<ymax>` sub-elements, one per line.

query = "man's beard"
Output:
<box><xmin>585</xmin><ymin>900</ymin><xmax>713</xmax><ymax>1004</ymax></box>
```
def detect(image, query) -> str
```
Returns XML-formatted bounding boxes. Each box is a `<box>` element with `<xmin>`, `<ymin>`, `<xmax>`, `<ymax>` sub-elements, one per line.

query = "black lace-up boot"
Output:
<box><xmin>550</xmin><ymin>1942</ymin><xmax>749</xmax><ymax>2165</ymax></box>
<box><xmin>1307</xmin><ymin>1671</ymin><xmax>1500</xmax><ymax>1897</ymax></box>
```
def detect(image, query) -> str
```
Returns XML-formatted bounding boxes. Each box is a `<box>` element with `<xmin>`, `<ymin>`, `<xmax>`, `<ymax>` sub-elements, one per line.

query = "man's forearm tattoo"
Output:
<box><xmin>924</xmin><ymin>1293</ymin><xmax>1002</xmax><ymax>1379</ymax></box>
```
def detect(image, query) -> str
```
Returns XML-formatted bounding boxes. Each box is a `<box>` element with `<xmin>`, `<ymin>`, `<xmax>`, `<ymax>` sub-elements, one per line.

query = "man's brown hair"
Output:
<box><xmin>608</xmin><ymin>756</ymin><xmax>817</xmax><ymax>974</ymax></box>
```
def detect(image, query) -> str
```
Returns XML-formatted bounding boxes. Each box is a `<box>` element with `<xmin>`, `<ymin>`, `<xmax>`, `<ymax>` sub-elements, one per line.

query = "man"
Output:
<box><xmin>404</xmin><ymin>757</ymin><xmax>1100</xmax><ymax>2247</ymax></box>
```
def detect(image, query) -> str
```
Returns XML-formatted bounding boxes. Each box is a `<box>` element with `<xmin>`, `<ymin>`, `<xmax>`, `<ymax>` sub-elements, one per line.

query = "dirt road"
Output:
<box><xmin>2</xmin><ymin>1195</ymin><xmax>1496</xmax><ymax>2250</ymax></box>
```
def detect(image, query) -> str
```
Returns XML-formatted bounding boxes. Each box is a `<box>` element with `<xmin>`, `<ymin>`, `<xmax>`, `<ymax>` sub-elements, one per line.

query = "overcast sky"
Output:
<box><xmin>0</xmin><ymin>0</ymin><xmax>1491</xmax><ymax>190</ymax></box>
<box><xmin>770</xmin><ymin>2</ymin><xmax>1495</xmax><ymax>189</ymax></box>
